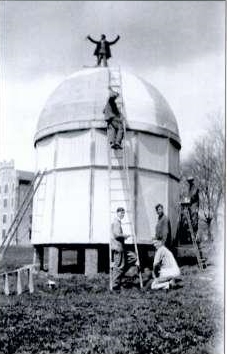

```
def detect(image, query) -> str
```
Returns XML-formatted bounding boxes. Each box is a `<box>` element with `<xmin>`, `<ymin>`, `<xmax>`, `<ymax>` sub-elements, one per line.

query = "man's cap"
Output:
<box><xmin>187</xmin><ymin>176</ymin><xmax>194</xmax><ymax>181</ymax></box>
<box><xmin>116</xmin><ymin>207</ymin><xmax>125</xmax><ymax>212</ymax></box>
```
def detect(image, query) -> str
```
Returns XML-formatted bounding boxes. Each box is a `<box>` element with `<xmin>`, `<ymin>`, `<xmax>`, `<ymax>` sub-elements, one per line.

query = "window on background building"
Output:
<box><xmin>11</xmin><ymin>198</ymin><xmax>14</xmax><ymax>207</ymax></box>
<box><xmin>3</xmin><ymin>215</ymin><xmax>7</xmax><ymax>224</ymax></box>
<box><xmin>3</xmin><ymin>199</ymin><xmax>7</xmax><ymax>208</ymax></box>
<box><xmin>0</xmin><ymin>186</ymin><xmax>1</xmax><ymax>193</ymax></box>
<box><xmin>2</xmin><ymin>229</ymin><xmax>6</xmax><ymax>240</ymax></box>
<box><xmin>12</xmin><ymin>183</ymin><xmax>15</xmax><ymax>191</ymax></box>
<box><xmin>4</xmin><ymin>184</ymin><xmax>8</xmax><ymax>193</ymax></box>
<box><xmin>11</xmin><ymin>214</ymin><xmax>14</xmax><ymax>222</ymax></box>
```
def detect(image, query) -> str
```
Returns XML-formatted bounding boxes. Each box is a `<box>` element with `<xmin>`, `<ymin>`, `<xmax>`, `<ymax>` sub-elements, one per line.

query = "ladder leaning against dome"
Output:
<box><xmin>107</xmin><ymin>66</ymin><xmax>143</xmax><ymax>290</ymax></box>
<box><xmin>0</xmin><ymin>170</ymin><xmax>46</xmax><ymax>261</ymax></box>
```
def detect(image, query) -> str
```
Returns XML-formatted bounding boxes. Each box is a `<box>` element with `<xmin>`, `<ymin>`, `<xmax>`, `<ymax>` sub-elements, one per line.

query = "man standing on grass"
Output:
<box><xmin>155</xmin><ymin>204</ymin><xmax>172</xmax><ymax>250</ymax></box>
<box><xmin>111</xmin><ymin>207</ymin><xmax>137</xmax><ymax>290</ymax></box>
<box><xmin>151</xmin><ymin>236</ymin><xmax>181</xmax><ymax>290</ymax></box>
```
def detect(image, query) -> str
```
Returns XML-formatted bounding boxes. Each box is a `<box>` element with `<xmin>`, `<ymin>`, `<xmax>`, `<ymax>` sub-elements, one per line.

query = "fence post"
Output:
<box><xmin>28</xmin><ymin>266</ymin><xmax>34</xmax><ymax>293</ymax></box>
<box><xmin>17</xmin><ymin>270</ymin><xmax>22</xmax><ymax>295</ymax></box>
<box><xmin>4</xmin><ymin>274</ymin><xmax>9</xmax><ymax>296</ymax></box>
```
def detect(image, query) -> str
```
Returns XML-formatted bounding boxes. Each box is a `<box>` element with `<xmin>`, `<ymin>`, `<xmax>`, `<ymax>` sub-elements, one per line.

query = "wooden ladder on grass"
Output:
<box><xmin>0</xmin><ymin>170</ymin><xmax>46</xmax><ymax>261</ymax></box>
<box><xmin>180</xmin><ymin>201</ymin><xmax>206</xmax><ymax>271</ymax></box>
<box><xmin>107</xmin><ymin>67</ymin><xmax>143</xmax><ymax>290</ymax></box>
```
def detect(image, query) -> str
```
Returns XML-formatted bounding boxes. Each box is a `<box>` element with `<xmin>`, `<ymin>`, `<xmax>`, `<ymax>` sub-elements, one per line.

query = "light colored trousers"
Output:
<box><xmin>151</xmin><ymin>267</ymin><xmax>180</xmax><ymax>290</ymax></box>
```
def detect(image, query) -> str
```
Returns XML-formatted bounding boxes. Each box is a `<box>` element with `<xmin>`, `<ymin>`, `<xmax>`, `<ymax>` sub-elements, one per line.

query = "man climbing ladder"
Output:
<box><xmin>103</xmin><ymin>86</ymin><xmax>124</xmax><ymax>149</ymax></box>
<box><xmin>104</xmin><ymin>67</ymin><xmax>143</xmax><ymax>290</ymax></box>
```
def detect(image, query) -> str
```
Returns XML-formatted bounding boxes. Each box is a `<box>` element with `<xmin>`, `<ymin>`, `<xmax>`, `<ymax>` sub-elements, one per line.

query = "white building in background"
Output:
<box><xmin>32</xmin><ymin>68</ymin><xmax>181</xmax><ymax>275</ymax></box>
<box><xmin>0</xmin><ymin>160</ymin><xmax>34</xmax><ymax>246</ymax></box>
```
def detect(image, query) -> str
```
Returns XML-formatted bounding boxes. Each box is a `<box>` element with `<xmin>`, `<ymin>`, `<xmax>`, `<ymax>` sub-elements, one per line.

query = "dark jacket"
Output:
<box><xmin>103</xmin><ymin>93</ymin><xmax>120</xmax><ymax>122</ymax></box>
<box><xmin>155</xmin><ymin>214</ymin><xmax>172</xmax><ymax>248</ymax></box>
<box><xmin>111</xmin><ymin>217</ymin><xmax>125</xmax><ymax>252</ymax></box>
<box><xmin>87</xmin><ymin>35</ymin><xmax>120</xmax><ymax>59</ymax></box>
<box><xmin>188</xmin><ymin>184</ymin><xmax>199</xmax><ymax>209</ymax></box>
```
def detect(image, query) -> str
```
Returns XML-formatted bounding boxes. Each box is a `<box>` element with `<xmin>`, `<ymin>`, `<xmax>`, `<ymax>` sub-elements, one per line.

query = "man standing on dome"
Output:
<box><xmin>87</xmin><ymin>34</ymin><xmax>120</xmax><ymax>67</ymax></box>
<box><xmin>103</xmin><ymin>86</ymin><xmax>124</xmax><ymax>149</ymax></box>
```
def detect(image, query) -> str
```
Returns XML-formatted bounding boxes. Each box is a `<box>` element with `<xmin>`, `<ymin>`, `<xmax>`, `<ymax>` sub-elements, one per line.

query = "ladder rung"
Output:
<box><xmin>110</xmin><ymin>71</ymin><xmax>120</xmax><ymax>76</ymax></box>
<box><xmin>110</xmin><ymin>82</ymin><xmax>121</xmax><ymax>86</ymax></box>
<box><xmin>110</xmin><ymin>188</ymin><xmax>129</xmax><ymax>191</ymax></box>
<box><xmin>110</xmin><ymin>76</ymin><xmax>121</xmax><ymax>80</ymax></box>
<box><xmin>111</xmin><ymin>199</ymin><xmax>130</xmax><ymax>202</ymax></box>
<box><xmin>37</xmin><ymin>198</ymin><xmax>45</xmax><ymax>201</ymax></box>
<box><xmin>111</xmin><ymin>156</ymin><xmax>123</xmax><ymax>159</ymax></box>
<box><xmin>110</xmin><ymin>177</ymin><xmax>127</xmax><ymax>180</ymax></box>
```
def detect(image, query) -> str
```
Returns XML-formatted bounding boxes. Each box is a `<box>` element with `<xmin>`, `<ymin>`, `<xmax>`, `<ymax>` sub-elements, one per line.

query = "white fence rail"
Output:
<box><xmin>0</xmin><ymin>264</ymin><xmax>37</xmax><ymax>296</ymax></box>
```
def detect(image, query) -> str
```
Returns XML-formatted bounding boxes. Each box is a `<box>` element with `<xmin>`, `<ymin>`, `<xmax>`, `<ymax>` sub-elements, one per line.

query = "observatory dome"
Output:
<box><xmin>32</xmin><ymin>67</ymin><xmax>181</xmax><ymax>275</ymax></box>
<box><xmin>35</xmin><ymin>68</ymin><xmax>180</xmax><ymax>146</ymax></box>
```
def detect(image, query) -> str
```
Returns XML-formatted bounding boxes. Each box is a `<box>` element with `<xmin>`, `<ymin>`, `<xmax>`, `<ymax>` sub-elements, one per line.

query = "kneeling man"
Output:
<box><xmin>151</xmin><ymin>236</ymin><xmax>180</xmax><ymax>290</ymax></box>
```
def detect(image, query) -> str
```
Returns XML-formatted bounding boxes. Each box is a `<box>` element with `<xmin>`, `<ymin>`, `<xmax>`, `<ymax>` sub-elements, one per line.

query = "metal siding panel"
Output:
<box><xmin>52</xmin><ymin>170</ymin><xmax>90</xmax><ymax>243</ymax></box>
<box><xmin>36</xmin><ymin>138</ymin><xmax>55</xmax><ymax>170</ymax></box>
<box><xmin>31</xmin><ymin>173</ymin><xmax>54</xmax><ymax>244</ymax></box>
<box><xmin>138</xmin><ymin>133</ymin><xmax>168</xmax><ymax>172</ymax></box>
<box><xmin>56</xmin><ymin>131</ymin><xmax>91</xmax><ymax>168</ymax></box>
<box><xmin>169</xmin><ymin>142</ymin><xmax>180</xmax><ymax>177</ymax></box>
<box><xmin>92</xmin><ymin>170</ymin><xmax>109</xmax><ymax>243</ymax></box>
<box><xmin>136</xmin><ymin>171</ymin><xmax>168</xmax><ymax>243</ymax></box>
<box><xmin>94</xmin><ymin>130</ymin><xmax>108</xmax><ymax>166</ymax></box>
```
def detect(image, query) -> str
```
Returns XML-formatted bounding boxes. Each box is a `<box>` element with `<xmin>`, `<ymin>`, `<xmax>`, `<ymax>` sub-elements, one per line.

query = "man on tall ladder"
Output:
<box><xmin>111</xmin><ymin>207</ymin><xmax>138</xmax><ymax>291</ymax></box>
<box><xmin>103</xmin><ymin>86</ymin><xmax>124</xmax><ymax>150</ymax></box>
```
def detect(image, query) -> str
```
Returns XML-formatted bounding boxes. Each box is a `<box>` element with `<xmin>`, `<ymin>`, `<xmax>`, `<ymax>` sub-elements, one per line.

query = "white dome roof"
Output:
<box><xmin>35</xmin><ymin>68</ymin><xmax>180</xmax><ymax>145</ymax></box>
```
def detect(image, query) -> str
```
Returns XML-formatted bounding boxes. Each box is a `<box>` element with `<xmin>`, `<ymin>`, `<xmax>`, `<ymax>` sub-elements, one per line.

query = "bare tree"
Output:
<box><xmin>181</xmin><ymin>112</ymin><xmax>224</xmax><ymax>240</ymax></box>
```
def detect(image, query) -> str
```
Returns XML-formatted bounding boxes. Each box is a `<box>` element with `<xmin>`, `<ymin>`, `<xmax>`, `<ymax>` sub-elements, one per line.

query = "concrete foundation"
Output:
<box><xmin>33</xmin><ymin>245</ymin><xmax>44</xmax><ymax>270</ymax></box>
<box><xmin>48</xmin><ymin>247</ymin><xmax>59</xmax><ymax>276</ymax></box>
<box><xmin>85</xmin><ymin>249</ymin><xmax>98</xmax><ymax>276</ymax></box>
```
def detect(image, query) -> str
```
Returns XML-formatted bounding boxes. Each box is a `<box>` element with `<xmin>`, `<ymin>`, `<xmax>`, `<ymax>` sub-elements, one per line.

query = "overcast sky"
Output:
<box><xmin>0</xmin><ymin>1</ymin><xmax>225</xmax><ymax>170</ymax></box>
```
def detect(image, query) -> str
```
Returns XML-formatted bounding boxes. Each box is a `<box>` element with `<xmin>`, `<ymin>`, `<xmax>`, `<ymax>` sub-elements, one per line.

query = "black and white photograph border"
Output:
<box><xmin>0</xmin><ymin>1</ymin><xmax>225</xmax><ymax>354</ymax></box>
